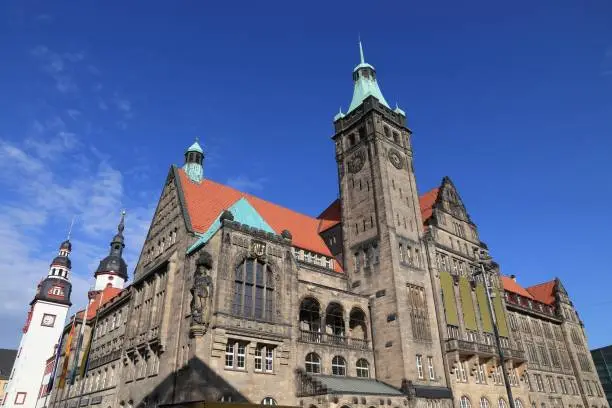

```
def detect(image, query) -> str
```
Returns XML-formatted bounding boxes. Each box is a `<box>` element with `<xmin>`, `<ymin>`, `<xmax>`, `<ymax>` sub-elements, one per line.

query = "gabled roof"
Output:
<box><xmin>177</xmin><ymin>169</ymin><xmax>335</xmax><ymax>260</ymax></box>
<box><xmin>317</xmin><ymin>199</ymin><xmax>341</xmax><ymax>233</ymax></box>
<box><xmin>419</xmin><ymin>187</ymin><xmax>440</xmax><ymax>227</ymax></box>
<box><xmin>501</xmin><ymin>276</ymin><xmax>534</xmax><ymax>300</ymax></box>
<box><xmin>527</xmin><ymin>280</ymin><xmax>556</xmax><ymax>305</ymax></box>
<box><xmin>76</xmin><ymin>286</ymin><xmax>123</xmax><ymax>321</ymax></box>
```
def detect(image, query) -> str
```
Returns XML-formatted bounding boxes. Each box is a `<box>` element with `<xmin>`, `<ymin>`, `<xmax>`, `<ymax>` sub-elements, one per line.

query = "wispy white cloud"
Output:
<box><xmin>67</xmin><ymin>109</ymin><xmax>81</xmax><ymax>120</ymax></box>
<box><xmin>226</xmin><ymin>175</ymin><xmax>267</xmax><ymax>192</ymax></box>
<box><xmin>0</xmin><ymin>133</ymin><xmax>155</xmax><ymax>347</ymax></box>
<box><xmin>30</xmin><ymin>45</ymin><xmax>83</xmax><ymax>93</ymax></box>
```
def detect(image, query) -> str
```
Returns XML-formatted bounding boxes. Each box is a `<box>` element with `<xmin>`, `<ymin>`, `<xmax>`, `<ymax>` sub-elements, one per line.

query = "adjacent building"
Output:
<box><xmin>0</xmin><ymin>349</ymin><xmax>17</xmax><ymax>405</ymax></box>
<box><xmin>14</xmin><ymin>43</ymin><xmax>608</xmax><ymax>408</ymax></box>
<box><xmin>592</xmin><ymin>346</ymin><xmax>612</xmax><ymax>407</ymax></box>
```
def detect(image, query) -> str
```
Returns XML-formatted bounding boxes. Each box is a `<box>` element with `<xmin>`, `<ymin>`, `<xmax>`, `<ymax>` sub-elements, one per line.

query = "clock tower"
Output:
<box><xmin>3</xmin><ymin>238</ymin><xmax>73</xmax><ymax>408</ymax></box>
<box><xmin>333</xmin><ymin>42</ymin><xmax>447</xmax><ymax>388</ymax></box>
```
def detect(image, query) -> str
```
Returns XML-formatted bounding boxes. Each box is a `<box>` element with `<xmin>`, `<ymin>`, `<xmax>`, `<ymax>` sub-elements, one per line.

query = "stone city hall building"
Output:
<box><xmin>36</xmin><ymin>44</ymin><xmax>607</xmax><ymax>408</ymax></box>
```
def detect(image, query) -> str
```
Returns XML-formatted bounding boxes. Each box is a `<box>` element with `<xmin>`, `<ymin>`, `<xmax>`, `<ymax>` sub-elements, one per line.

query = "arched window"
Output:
<box><xmin>305</xmin><ymin>353</ymin><xmax>321</xmax><ymax>374</ymax></box>
<box><xmin>299</xmin><ymin>298</ymin><xmax>321</xmax><ymax>338</ymax></box>
<box><xmin>460</xmin><ymin>396</ymin><xmax>471</xmax><ymax>408</ymax></box>
<box><xmin>349</xmin><ymin>307</ymin><xmax>367</xmax><ymax>341</ymax></box>
<box><xmin>498</xmin><ymin>399</ymin><xmax>507</xmax><ymax>408</ymax></box>
<box><xmin>325</xmin><ymin>303</ymin><xmax>345</xmax><ymax>340</ymax></box>
<box><xmin>515</xmin><ymin>400</ymin><xmax>523</xmax><ymax>408</ymax></box>
<box><xmin>261</xmin><ymin>397</ymin><xmax>277</xmax><ymax>406</ymax></box>
<box><xmin>480</xmin><ymin>398</ymin><xmax>490</xmax><ymax>408</ymax></box>
<box><xmin>332</xmin><ymin>356</ymin><xmax>346</xmax><ymax>376</ymax></box>
<box><xmin>232</xmin><ymin>259</ymin><xmax>274</xmax><ymax>320</ymax></box>
<box><xmin>356</xmin><ymin>359</ymin><xmax>370</xmax><ymax>378</ymax></box>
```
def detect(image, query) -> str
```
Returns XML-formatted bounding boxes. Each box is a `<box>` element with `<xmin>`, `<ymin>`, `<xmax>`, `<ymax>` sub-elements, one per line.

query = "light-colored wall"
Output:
<box><xmin>5</xmin><ymin>301</ymin><xmax>68</xmax><ymax>408</ymax></box>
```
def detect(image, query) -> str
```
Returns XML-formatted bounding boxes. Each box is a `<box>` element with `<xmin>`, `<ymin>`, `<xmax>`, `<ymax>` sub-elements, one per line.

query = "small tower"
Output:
<box><xmin>93</xmin><ymin>211</ymin><xmax>128</xmax><ymax>291</ymax></box>
<box><xmin>182</xmin><ymin>137</ymin><xmax>204</xmax><ymax>183</ymax></box>
<box><xmin>4</xmin><ymin>238</ymin><xmax>73</xmax><ymax>408</ymax></box>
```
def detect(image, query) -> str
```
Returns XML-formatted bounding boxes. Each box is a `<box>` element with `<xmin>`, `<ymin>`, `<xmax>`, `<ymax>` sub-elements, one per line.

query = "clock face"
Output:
<box><xmin>347</xmin><ymin>150</ymin><xmax>366</xmax><ymax>174</ymax></box>
<box><xmin>388</xmin><ymin>149</ymin><xmax>404</xmax><ymax>169</ymax></box>
<box><xmin>41</xmin><ymin>313</ymin><xmax>56</xmax><ymax>327</ymax></box>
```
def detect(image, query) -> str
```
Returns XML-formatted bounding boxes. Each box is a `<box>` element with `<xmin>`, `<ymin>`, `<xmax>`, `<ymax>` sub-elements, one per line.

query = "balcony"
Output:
<box><xmin>502</xmin><ymin>347</ymin><xmax>527</xmax><ymax>363</ymax></box>
<box><xmin>298</xmin><ymin>330</ymin><xmax>370</xmax><ymax>350</ymax></box>
<box><xmin>445</xmin><ymin>338</ymin><xmax>496</xmax><ymax>357</ymax></box>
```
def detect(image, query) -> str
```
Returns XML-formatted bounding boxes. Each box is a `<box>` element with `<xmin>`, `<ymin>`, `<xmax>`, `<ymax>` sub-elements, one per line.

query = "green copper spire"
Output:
<box><xmin>346</xmin><ymin>41</ymin><xmax>390</xmax><ymax>114</ymax></box>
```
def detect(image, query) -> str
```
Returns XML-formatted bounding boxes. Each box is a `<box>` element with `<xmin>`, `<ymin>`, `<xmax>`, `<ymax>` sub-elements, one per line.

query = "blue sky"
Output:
<box><xmin>0</xmin><ymin>1</ymin><xmax>610</xmax><ymax>349</ymax></box>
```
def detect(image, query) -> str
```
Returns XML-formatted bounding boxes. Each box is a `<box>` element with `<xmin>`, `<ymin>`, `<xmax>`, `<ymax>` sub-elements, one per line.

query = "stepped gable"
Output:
<box><xmin>177</xmin><ymin>169</ymin><xmax>337</xmax><ymax>262</ymax></box>
<box><xmin>500</xmin><ymin>276</ymin><xmax>535</xmax><ymax>299</ymax></box>
<box><xmin>527</xmin><ymin>280</ymin><xmax>556</xmax><ymax>305</ymax></box>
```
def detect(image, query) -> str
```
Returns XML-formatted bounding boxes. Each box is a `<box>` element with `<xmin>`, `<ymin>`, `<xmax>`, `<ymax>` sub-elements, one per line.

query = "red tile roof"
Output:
<box><xmin>419</xmin><ymin>187</ymin><xmax>440</xmax><ymax>227</ymax></box>
<box><xmin>76</xmin><ymin>287</ymin><xmax>123</xmax><ymax>321</ymax></box>
<box><xmin>178</xmin><ymin>170</ymin><xmax>336</xmax><ymax>261</ymax></box>
<box><xmin>527</xmin><ymin>280</ymin><xmax>556</xmax><ymax>305</ymax></box>
<box><xmin>501</xmin><ymin>276</ymin><xmax>534</xmax><ymax>299</ymax></box>
<box><xmin>317</xmin><ymin>199</ymin><xmax>341</xmax><ymax>233</ymax></box>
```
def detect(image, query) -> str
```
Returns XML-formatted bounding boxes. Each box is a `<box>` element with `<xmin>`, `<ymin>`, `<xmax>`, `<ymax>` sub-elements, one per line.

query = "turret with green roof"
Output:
<box><xmin>183</xmin><ymin>137</ymin><xmax>204</xmax><ymax>183</ymax></box>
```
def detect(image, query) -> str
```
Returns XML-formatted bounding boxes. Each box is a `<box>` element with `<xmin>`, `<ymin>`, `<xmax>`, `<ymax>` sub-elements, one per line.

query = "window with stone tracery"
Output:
<box><xmin>232</xmin><ymin>259</ymin><xmax>274</xmax><ymax>321</ymax></box>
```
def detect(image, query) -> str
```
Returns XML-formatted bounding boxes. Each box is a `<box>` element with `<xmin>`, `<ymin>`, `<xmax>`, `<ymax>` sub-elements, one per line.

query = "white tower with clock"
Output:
<box><xmin>3</xmin><ymin>239</ymin><xmax>73</xmax><ymax>408</ymax></box>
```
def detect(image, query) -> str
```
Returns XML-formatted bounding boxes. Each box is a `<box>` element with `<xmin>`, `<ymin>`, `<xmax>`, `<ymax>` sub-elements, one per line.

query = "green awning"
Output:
<box><xmin>476</xmin><ymin>283</ymin><xmax>493</xmax><ymax>333</ymax></box>
<box><xmin>440</xmin><ymin>272</ymin><xmax>459</xmax><ymax>326</ymax></box>
<box><xmin>493</xmin><ymin>287</ymin><xmax>509</xmax><ymax>337</ymax></box>
<box><xmin>459</xmin><ymin>276</ymin><xmax>478</xmax><ymax>331</ymax></box>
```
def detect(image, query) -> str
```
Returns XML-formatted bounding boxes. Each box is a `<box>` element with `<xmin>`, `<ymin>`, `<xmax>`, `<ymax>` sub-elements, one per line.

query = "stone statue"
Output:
<box><xmin>190</xmin><ymin>251</ymin><xmax>213</xmax><ymax>333</ymax></box>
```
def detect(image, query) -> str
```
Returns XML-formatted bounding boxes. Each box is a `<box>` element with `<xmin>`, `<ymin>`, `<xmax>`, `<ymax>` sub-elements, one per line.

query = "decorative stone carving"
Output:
<box><xmin>388</xmin><ymin>148</ymin><xmax>404</xmax><ymax>169</ymax></box>
<box><xmin>190</xmin><ymin>251</ymin><xmax>213</xmax><ymax>336</ymax></box>
<box><xmin>347</xmin><ymin>149</ymin><xmax>366</xmax><ymax>174</ymax></box>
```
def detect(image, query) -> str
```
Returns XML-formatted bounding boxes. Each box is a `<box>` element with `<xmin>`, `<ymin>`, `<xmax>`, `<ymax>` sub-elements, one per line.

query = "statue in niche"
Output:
<box><xmin>190</xmin><ymin>250</ymin><xmax>213</xmax><ymax>333</ymax></box>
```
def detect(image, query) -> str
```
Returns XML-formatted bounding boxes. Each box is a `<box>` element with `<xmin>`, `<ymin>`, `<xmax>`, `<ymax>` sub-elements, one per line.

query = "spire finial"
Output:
<box><xmin>118</xmin><ymin>210</ymin><xmax>126</xmax><ymax>234</ymax></box>
<box><xmin>67</xmin><ymin>216</ymin><xmax>76</xmax><ymax>240</ymax></box>
<box><xmin>358</xmin><ymin>38</ymin><xmax>365</xmax><ymax>64</ymax></box>
<box><xmin>195</xmin><ymin>136</ymin><xmax>199</xmax><ymax>143</ymax></box>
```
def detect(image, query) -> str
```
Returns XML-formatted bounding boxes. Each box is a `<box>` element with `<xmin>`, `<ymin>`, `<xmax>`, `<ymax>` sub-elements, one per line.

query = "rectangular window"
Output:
<box><xmin>416</xmin><ymin>355</ymin><xmax>423</xmax><ymax>379</ymax></box>
<box><xmin>254</xmin><ymin>347</ymin><xmax>262</xmax><ymax>371</ymax></box>
<box><xmin>407</xmin><ymin>284</ymin><xmax>432</xmax><ymax>341</ymax></box>
<box><xmin>538</xmin><ymin>344</ymin><xmax>550</xmax><ymax>366</ymax></box>
<box><xmin>547</xmin><ymin>376</ymin><xmax>557</xmax><ymax>393</ymax></box>
<box><xmin>569</xmin><ymin>378</ymin><xmax>578</xmax><ymax>395</ymax></box>
<box><xmin>558</xmin><ymin>377</ymin><xmax>567</xmax><ymax>394</ymax></box>
<box><xmin>225</xmin><ymin>342</ymin><xmax>234</xmax><ymax>368</ymax></box>
<box><xmin>15</xmin><ymin>392</ymin><xmax>26</xmax><ymax>405</ymax></box>
<box><xmin>535</xmin><ymin>374</ymin><xmax>545</xmax><ymax>392</ymax></box>
<box><xmin>254</xmin><ymin>345</ymin><xmax>274</xmax><ymax>373</ymax></box>
<box><xmin>584</xmin><ymin>380</ymin><xmax>593</xmax><ymax>396</ymax></box>
<box><xmin>459</xmin><ymin>361</ymin><xmax>467</xmax><ymax>382</ymax></box>
<box><xmin>427</xmin><ymin>357</ymin><xmax>435</xmax><ymax>380</ymax></box>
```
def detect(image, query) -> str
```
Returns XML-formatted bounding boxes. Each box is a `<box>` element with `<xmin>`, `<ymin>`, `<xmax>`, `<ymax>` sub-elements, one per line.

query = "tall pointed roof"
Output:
<box><xmin>186</xmin><ymin>137</ymin><xmax>204</xmax><ymax>154</ymax></box>
<box><xmin>94</xmin><ymin>211</ymin><xmax>128</xmax><ymax>280</ymax></box>
<box><xmin>347</xmin><ymin>41</ymin><xmax>391</xmax><ymax>114</ymax></box>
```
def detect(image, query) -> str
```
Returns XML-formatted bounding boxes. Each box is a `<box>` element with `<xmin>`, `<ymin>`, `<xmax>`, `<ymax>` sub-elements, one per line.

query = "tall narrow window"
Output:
<box><xmin>416</xmin><ymin>355</ymin><xmax>423</xmax><ymax>379</ymax></box>
<box><xmin>460</xmin><ymin>396</ymin><xmax>471</xmax><ymax>408</ymax></box>
<box><xmin>427</xmin><ymin>356</ymin><xmax>435</xmax><ymax>380</ymax></box>
<box><xmin>232</xmin><ymin>259</ymin><xmax>274</xmax><ymax>320</ymax></box>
